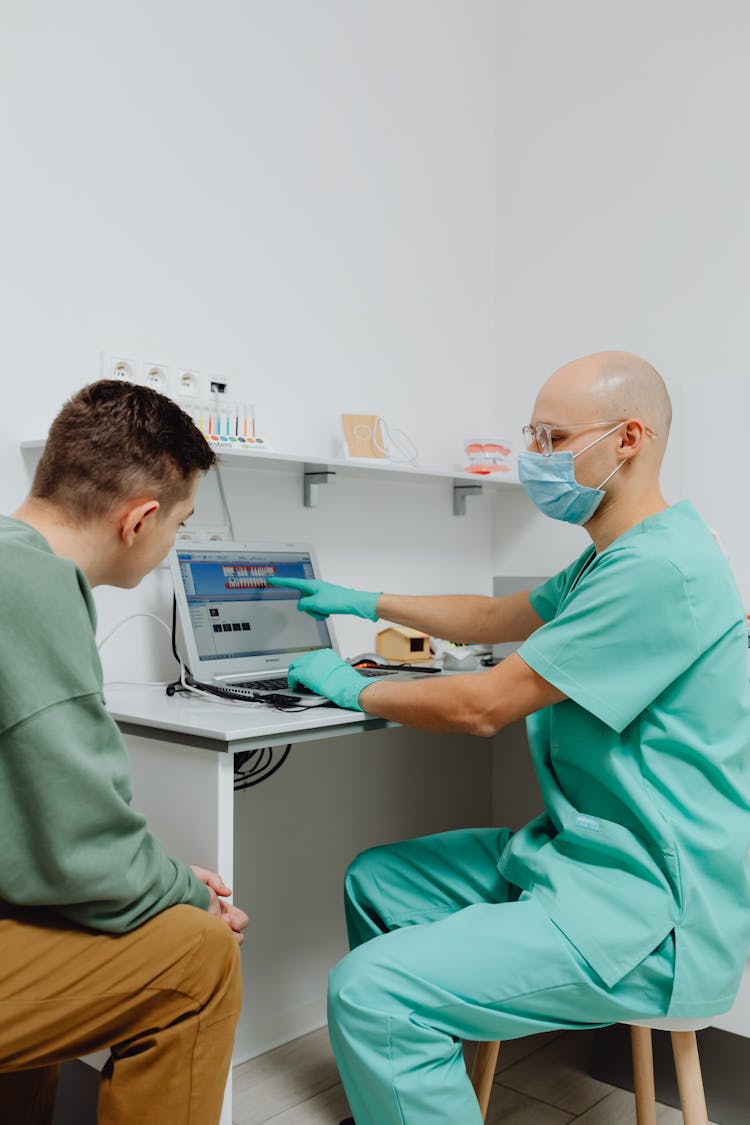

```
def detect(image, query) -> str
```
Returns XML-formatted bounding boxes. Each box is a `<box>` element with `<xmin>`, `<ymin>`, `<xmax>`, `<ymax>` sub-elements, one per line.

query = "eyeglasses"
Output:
<box><xmin>522</xmin><ymin>419</ymin><xmax>656</xmax><ymax>457</ymax></box>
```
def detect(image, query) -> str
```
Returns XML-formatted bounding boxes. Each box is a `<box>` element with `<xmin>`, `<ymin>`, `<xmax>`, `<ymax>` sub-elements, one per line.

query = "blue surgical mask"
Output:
<box><xmin>517</xmin><ymin>423</ymin><xmax>625</xmax><ymax>525</ymax></box>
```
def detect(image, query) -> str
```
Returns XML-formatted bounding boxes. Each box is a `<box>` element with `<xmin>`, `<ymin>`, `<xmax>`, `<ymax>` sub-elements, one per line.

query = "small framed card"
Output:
<box><xmin>341</xmin><ymin>414</ymin><xmax>387</xmax><ymax>460</ymax></box>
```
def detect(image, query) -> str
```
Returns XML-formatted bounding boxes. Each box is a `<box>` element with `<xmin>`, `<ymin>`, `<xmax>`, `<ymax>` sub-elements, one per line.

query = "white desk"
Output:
<box><xmin>107</xmin><ymin>682</ymin><xmax>394</xmax><ymax>752</ymax></box>
<box><xmin>106</xmin><ymin>684</ymin><xmax>396</xmax><ymax>1125</ymax></box>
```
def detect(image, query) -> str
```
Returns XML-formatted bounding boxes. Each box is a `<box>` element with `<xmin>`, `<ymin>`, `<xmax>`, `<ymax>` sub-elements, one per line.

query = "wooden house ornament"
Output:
<box><xmin>376</xmin><ymin>625</ymin><xmax>431</xmax><ymax>663</ymax></box>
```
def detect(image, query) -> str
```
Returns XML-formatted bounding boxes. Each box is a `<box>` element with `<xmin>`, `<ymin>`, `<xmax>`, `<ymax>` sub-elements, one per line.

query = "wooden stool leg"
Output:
<box><xmin>671</xmin><ymin>1031</ymin><xmax>708</xmax><ymax>1125</ymax></box>
<box><xmin>471</xmin><ymin>1040</ymin><xmax>500</xmax><ymax>1121</ymax></box>
<box><xmin>630</xmin><ymin>1025</ymin><xmax>658</xmax><ymax>1125</ymax></box>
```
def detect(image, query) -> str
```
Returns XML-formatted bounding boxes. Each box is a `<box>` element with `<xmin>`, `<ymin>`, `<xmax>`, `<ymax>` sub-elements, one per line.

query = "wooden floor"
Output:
<box><xmin>232</xmin><ymin>1026</ymin><xmax>715</xmax><ymax>1124</ymax></box>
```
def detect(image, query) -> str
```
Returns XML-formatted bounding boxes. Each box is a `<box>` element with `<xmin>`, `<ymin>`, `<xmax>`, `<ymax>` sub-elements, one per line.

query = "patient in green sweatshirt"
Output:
<box><xmin>0</xmin><ymin>380</ymin><xmax>248</xmax><ymax>1125</ymax></box>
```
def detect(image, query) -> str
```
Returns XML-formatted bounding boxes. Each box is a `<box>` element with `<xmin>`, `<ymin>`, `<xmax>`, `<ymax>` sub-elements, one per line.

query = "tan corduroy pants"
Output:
<box><xmin>0</xmin><ymin>900</ymin><xmax>242</xmax><ymax>1125</ymax></box>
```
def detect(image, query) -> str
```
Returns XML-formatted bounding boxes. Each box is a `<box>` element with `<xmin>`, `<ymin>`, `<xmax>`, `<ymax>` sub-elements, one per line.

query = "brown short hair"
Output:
<box><xmin>32</xmin><ymin>380</ymin><xmax>216</xmax><ymax>521</ymax></box>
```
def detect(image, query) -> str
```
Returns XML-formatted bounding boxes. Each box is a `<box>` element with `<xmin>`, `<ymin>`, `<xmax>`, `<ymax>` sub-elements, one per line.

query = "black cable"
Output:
<box><xmin>351</xmin><ymin>660</ymin><xmax>442</xmax><ymax>674</ymax></box>
<box><xmin>249</xmin><ymin>747</ymin><xmax>272</xmax><ymax>774</ymax></box>
<box><xmin>234</xmin><ymin>749</ymin><xmax>263</xmax><ymax>773</ymax></box>
<box><xmin>171</xmin><ymin>594</ymin><xmax>180</xmax><ymax>665</ymax></box>
<box><xmin>243</xmin><ymin>747</ymin><xmax>290</xmax><ymax>788</ymax></box>
<box><xmin>234</xmin><ymin>744</ymin><xmax>292</xmax><ymax>791</ymax></box>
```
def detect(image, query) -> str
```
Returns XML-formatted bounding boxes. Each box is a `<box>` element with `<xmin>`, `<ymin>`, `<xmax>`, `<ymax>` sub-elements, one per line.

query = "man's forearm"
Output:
<box><xmin>358</xmin><ymin>653</ymin><xmax>565</xmax><ymax>736</ymax></box>
<box><xmin>375</xmin><ymin>590</ymin><xmax>544</xmax><ymax>644</ymax></box>
<box><xmin>359</xmin><ymin>671</ymin><xmax>495</xmax><ymax>735</ymax></box>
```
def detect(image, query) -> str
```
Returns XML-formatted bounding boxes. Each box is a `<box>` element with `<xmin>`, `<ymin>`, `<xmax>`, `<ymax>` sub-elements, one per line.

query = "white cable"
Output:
<box><xmin>104</xmin><ymin>680</ymin><xmax>172</xmax><ymax>688</ymax></box>
<box><xmin>373</xmin><ymin>417</ymin><xmax>419</xmax><ymax>467</ymax></box>
<box><xmin>214</xmin><ymin>464</ymin><xmax>236</xmax><ymax>539</ymax></box>
<box><xmin>99</xmin><ymin>612</ymin><xmax>260</xmax><ymax>706</ymax></box>
<box><xmin>97</xmin><ymin>613</ymin><xmax>172</xmax><ymax>651</ymax></box>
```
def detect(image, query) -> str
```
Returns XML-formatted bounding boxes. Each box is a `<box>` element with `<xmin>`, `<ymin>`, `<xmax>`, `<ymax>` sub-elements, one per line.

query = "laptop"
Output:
<box><xmin>169</xmin><ymin>540</ymin><xmax>437</xmax><ymax>706</ymax></box>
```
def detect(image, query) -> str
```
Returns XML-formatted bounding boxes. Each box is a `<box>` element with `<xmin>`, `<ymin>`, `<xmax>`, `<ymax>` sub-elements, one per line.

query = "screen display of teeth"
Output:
<box><xmin>177</xmin><ymin>551</ymin><xmax>331</xmax><ymax>661</ymax></box>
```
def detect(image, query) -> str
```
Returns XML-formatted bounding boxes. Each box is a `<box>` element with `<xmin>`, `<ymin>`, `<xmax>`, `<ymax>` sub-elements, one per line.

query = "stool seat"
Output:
<box><xmin>627</xmin><ymin>1017</ymin><xmax>713</xmax><ymax>1032</ymax></box>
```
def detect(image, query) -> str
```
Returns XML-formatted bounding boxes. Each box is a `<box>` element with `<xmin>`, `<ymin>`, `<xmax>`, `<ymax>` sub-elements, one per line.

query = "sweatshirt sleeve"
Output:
<box><xmin>0</xmin><ymin>693</ymin><xmax>210</xmax><ymax>931</ymax></box>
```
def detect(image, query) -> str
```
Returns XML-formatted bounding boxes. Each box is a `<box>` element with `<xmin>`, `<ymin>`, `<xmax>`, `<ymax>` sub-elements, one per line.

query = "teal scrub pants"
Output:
<box><xmin>327</xmin><ymin>828</ymin><xmax>675</xmax><ymax>1125</ymax></box>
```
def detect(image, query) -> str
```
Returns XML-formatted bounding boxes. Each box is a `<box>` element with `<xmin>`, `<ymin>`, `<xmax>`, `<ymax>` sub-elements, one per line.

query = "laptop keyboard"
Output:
<box><xmin>232</xmin><ymin>667</ymin><xmax>407</xmax><ymax>693</ymax></box>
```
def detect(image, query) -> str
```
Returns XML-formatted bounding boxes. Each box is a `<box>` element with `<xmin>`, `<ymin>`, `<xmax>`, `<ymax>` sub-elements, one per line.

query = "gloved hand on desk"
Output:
<box><xmin>266</xmin><ymin>577</ymin><xmax>381</xmax><ymax>621</ymax></box>
<box><xmin>288</xmin><ymin>649</ymin><xmax>369</xmax><ymax>711</ymax></box>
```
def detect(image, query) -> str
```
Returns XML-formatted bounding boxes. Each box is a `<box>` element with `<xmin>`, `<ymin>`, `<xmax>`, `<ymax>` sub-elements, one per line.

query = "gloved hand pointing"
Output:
<box><xmin>266</xmin><ymin>577</ymin><xmax>380</xmax><ymax>621</ymax></box>
<box><xmin>288</xmin><ymin>649</ymin><xmax>368</xmax><ymax>711</ymax></box>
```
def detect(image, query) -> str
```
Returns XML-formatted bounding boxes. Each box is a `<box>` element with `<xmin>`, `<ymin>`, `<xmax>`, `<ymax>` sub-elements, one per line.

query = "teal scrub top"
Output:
<box><xmin>500</xmin><ymin>501</ymin><xmax>750</xmax><ymax>1016</ymax></box>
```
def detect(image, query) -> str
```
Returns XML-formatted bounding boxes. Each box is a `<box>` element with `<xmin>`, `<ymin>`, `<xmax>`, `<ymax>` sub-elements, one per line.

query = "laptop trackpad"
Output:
<box><xmin>288</xmin><ymin>691</ymin><xmax>331</xmax><ymax>707</ymax></box>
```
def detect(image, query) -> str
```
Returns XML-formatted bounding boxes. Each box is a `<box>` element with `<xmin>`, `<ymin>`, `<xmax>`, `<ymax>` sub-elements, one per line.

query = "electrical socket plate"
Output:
<box><xmin>101</xmin><ymin>351</ymin><xmax>138</xmax><ymax>383</ymax></box>
<box><xmin>176</xmin><ymin>368</ymin><xmax>201</xmax><ymax>397</ymax></box>
<box><xmin>99</xmin><ymin>353</ymin><xmax>222</xmax><ymax>401</ymax></box>
<box><xmin>142</xmin><ymin>362</ymin><xmax>171</xmax><ymax>393</ymax></box>
<box><xmin>176</xmin><ymin>523</ymin><xmax>232</xmax><ymax>542</ymax></box>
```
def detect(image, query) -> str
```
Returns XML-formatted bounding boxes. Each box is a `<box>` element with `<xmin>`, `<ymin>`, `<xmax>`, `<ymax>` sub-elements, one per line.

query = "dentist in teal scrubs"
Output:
<box><xmin>271</xmin><ymin>351</ymin><xmax>750</xmax><ymax>1125</ymax></box>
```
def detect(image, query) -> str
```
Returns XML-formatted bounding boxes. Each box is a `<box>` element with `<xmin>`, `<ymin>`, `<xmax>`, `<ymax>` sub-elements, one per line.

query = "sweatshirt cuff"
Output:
<box><xmin>185</xmin><ymin>869</ymin><xmax>212</xmax><ymax>911</ymax></box>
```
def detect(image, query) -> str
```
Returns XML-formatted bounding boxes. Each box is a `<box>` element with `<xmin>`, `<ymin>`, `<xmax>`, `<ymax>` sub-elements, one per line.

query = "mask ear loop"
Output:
<box><xmin>571</xmin><ymin>421</ymin><xmax>625</xmax><ymax>460</ymax></box>
<box><xmin>570</xmin><ymin>421</ymin><xmax>628</xmax><ymax>492</ymax></box>
<box><xmin>597</xmin><ymin>458</ymin><xmax>627</xmax><ymax>488</ymax></box>
<box><xmin>373</xmin><ymin>417</ymin><xmax>419</xmax><ymax>467</ymax></box>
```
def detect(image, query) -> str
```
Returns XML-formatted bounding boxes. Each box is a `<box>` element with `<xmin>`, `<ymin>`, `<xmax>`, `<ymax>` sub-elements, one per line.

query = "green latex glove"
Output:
<box><xmin>288</xmin><ymin>649</ymin><xmax>368</xmax><ymax>711</ymax></box>
<box><xmin>266</xmin><ymin>576</ymin><xmax>380</xmax><ymax>621</ymax></box>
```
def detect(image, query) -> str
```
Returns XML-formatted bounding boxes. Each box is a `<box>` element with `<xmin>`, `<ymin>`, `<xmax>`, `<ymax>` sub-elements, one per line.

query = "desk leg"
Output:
<box><xmin>125</xmin><ymin>734</ymin><xmax>235</xmax><ymax>1125</ymax></box>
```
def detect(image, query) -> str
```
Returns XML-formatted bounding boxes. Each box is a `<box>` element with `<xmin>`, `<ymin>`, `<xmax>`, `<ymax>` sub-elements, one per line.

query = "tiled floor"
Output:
<box><xmin>233</xmin><ymin>1026</ymin><xmax>713</xmax><ymax>1124</ymax></box>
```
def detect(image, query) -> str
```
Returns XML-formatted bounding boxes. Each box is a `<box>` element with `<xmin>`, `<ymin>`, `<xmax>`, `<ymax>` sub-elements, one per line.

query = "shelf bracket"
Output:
<box><xmin>303</xmin><ymin>464</ymin><xmax>336</xmax><ymax>508</ymax></box>
<box><xmin>453</xmin><ymin>482</ymin><xmax>483</xmax><ymax>516</ymax></box>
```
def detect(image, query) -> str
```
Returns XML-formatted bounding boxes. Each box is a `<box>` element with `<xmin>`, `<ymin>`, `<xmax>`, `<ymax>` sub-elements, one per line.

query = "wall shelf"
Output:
<box><xmin>208</xmin><ymin>445</ymin><xmax>521</xmax><ymax>515</ymax></box>
<box><xmin>20</xmin><ymin>440</ymin><xmax>521</xmax><ymax>515</ymax></box>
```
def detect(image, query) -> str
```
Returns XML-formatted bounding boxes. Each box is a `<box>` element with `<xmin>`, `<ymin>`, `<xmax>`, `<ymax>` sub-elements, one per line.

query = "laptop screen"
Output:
<box><xmin>172</xmin><ymin>544</ymin><xmax>333</xmax><ymax>671</ymax></box>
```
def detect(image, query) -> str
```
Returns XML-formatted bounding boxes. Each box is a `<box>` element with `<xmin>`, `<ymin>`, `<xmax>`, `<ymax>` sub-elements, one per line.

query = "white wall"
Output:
<box><xmin>681</xmin><ymin>377</ymin><xmax>750</xmax><ymax>606</ymax></box>
<box><xmin>494</xmin><ymin>0</ymin><xmax>750</xmax><ymax>410</ymax></box>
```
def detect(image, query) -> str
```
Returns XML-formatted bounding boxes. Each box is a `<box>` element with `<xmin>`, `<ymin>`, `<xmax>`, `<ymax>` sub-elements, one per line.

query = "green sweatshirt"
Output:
<box><xmin>0</xmin><ymin>515</ymin><xmax>210</xmax><ymax>930</ymax></box>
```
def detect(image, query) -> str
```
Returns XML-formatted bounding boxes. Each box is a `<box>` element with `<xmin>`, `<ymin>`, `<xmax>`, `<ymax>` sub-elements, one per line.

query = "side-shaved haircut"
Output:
<box><xmin>32</xmin><ymin>380</ymin><xmax>216</xmax><ymax>523</ymax></box>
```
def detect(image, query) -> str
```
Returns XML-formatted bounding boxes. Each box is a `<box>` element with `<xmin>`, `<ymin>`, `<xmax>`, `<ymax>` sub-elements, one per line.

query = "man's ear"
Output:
<box><xmin>119</xmin><ymin>499</ymin><xmax>161</xmax><ymax>547</ymax></box>
<box><xmin>619</xmin><ymin>419</ymin><xmax>646</xmax><ymax>458</ymax></box>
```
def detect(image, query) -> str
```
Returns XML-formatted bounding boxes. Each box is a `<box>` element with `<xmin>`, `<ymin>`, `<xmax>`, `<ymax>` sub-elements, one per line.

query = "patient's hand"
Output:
<box><xmin>191</xmin><ymin>864</ymin><xmax>250</xmax><ymax>944</ymax></box>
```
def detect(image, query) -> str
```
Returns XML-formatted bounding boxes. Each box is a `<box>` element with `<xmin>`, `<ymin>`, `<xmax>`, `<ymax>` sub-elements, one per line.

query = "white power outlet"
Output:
<box><xmin>101</xmin><ymin>351</ymin><xmax>138</xmax><ymax>383</ymax></box>
<box><xmin>143</xmin><ymin>363</ymin><xmax>171</xmax><ymax>393</ymax></box>
<box><xmin>176</xmin><ymin>368</ymin><xmax>201</xmax><ymax>397</ymax></box>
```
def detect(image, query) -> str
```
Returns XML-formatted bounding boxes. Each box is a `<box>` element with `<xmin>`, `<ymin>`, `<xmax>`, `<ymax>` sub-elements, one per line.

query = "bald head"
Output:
<box><xmin>535</xmin><ymin>351</ymin><xmax>672</xmax><ymax>458</ymax></box>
